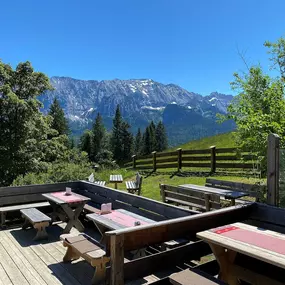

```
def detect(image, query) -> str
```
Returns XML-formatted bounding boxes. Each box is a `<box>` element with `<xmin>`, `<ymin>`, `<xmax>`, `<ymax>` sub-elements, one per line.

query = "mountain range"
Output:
<box><xmin>39</xmin><ymin>77</ymin><xmax>236</xmax><ymax>146</ymax></box>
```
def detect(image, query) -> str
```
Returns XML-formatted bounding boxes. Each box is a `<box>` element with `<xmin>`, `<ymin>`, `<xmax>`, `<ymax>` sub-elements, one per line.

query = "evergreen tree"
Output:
<box><xmin>48</xmin><ymin>98</ymin><xmax>69</xmax><ymax>136</ymax></box>
<box><xmin>149</xmin><ymin>121</ymin><xmax>156</xmax><ymax>152</ymax></box>
<box><xmin>110</xmin><ymin>105</ymin><xmax>123</xmax><ymax>163</ymax></box>
<box><xmin>0</xmin><ymin>60</ymin><xmax>55</xmax><ymax>186</ymax></box>
<box><xmin>134</xmin><ymin>128</ymin><xmax>142</xmax><ymax>155</ymax></box>
<box><xmin>142</xmin><ymin>126</ymin><xmax>152</xmax><ymax>155</ymax></box>
<box><xmin>121</xmin><ymin>122</ymin><xmax>134</xmax><ymax>162</ymax></box>
<box><xmin>91</xmin><ymin>113</ymin><xmax>106</xmax><ymax>161</ymax></box>
<box><xmin>79</xmin><ymin>131</ymin><xmax>92</xmax><ymax>160</ymax></box>
<box><xmin>155</xmin><ymin>121</ymin><xmax>168</xmax><ymax>152</ymax></box>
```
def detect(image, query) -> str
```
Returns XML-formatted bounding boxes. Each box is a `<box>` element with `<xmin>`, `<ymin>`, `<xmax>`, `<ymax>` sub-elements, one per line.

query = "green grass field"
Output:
<box><xmin>170</xmin><ymin>132</ymin><xmax>237</xmax><ymax>151</ymax></box>
<box><xmin>96</xmin><ymin>132</ymin><xmax>265</xmax><ymax>201</ymax></box>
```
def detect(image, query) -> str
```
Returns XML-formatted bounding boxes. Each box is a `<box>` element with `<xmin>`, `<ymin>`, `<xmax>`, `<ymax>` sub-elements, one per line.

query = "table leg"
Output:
<box><xmin>210</xmin><ymin>244</ymin><xmax>238</xmax><ymax>285</ymax></box>
<box><xmin>114</xmin><ymin>182</ymin><xmax>118</xmax><ymax>189</ymax></box>
<box><xmin>61</xmin><ymin>203</ymin><xmax>85</xmax><ymax>234</ymax></box>
<box><xmin>93</xmin><ymin>222</ymin><xmax>107</xmax><ymax>244</ymax></box>
<box><xmin>231</xmin><ymin>199</ymin><xmax>235</xmax><ymax>206</ymax></box>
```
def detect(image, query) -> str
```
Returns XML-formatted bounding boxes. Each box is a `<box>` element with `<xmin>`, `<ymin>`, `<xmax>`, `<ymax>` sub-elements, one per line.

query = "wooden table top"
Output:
<box><xmin>42</xmin><ymin>192</ymin><xmax>90</xmax><ymax>205</ymax></box>
<box><xmin>109</xmin><ymin>174</ymin><xmax>123</xmax><ymax>183</ymax></box>
<box><xmin>179</xmin><ymin>184</ymin><xmax>248</xmax><ymax>199</ymax></box>
<box><xmin>197</xmin><ymin>222</ymin><xmax>285</xmax><ymax>269</ymax></box>
<box><xmin>86</xmin><ymin>208</ymin><xmax>154</xmax><ymax>230</ymax></box>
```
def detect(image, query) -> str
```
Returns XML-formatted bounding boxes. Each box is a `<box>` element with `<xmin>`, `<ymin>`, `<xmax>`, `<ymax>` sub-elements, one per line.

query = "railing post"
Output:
<box><xmin>152</xmin><ymin>151</ymin><xmax>157</xmax><ymax>172</ymax></box>
<box><xmin>177</xmin><ymin>148</ymin><xmax>182</xmax><ymax>171</ymax></box>
<box><xmin>267</xmin><ymin>133</ymin><xmax>280</xmax><ymax>206</ymax></box>
<box><xmin>132</xmin><ymin>155</ymin><xmax>137</xmax><ymax>169</ymax></box>
<box><xmin>210</xmin><ymin>146</ymin><xmax>216</xmax><ymax>173</ymax></box>
<box><xmin>110</xmin><ymin>234</ymin><xmax>124</xmax><ymax>285</ymax></box>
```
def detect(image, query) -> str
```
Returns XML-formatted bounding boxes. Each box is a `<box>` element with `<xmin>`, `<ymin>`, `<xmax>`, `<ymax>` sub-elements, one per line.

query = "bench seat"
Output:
<box><xmin>21</xmin><ymin>208</ymin><xmax>51</xmax><ymax>240</ymax></box>
<box><xmin>94</xmin><ymin>181</ymin><xmax>106</xmax><ymax>186</ymax></box>
<box><xmin>0</xmin><ymin>201</ymin><xmax>50</xmax><ymax>227</ymax></box>
<box><xmin>126</xmin><ymin>173</ymin><xmax>143</xmax><ymax>195</ymax></box>
<box><xmin>61</xmin><ymin>233</ymin><xmax>109</xmax><ymax>285</ymax></box>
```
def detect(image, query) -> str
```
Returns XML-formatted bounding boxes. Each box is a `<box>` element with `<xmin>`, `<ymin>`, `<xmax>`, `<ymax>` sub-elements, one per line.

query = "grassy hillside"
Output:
<box><xmin>96</xmin><ymin>131</ymin><xmax>265</xmax><ymax>202</ymax></box>
<box><xmin>171</xmin><ymin>132</ymin><xmax>236</xmax><ymax>151</ymax></box>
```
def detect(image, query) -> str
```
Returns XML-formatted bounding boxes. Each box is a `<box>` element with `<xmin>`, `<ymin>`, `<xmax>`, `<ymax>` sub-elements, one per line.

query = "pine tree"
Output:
<box><xmin>91</xmin><ymin>113</ymin><xmax>106</xmax><ymax>161</ymax></box>
<box><xmin>79</xmin><ymin>131</ymin><xmax>92</xmax><ymax>160</ymax></box>
<box><xmin>142</xmin><ymin>126</ymin><xmax>152</xmax><ymax>155</ymax></box>
<box><xmin>48</xmin><ymin>98</ymin><xmax>69</xmax><ymax>136</ymax></box>
<box><xmin>121</xmin><ymin>122</ymin><xmax>134</xmax><ymax>162</ymax></box>
<box><xmin>149</xmin><ymin>121</ymin><xmax>156</xmax><ymax>152</ymax></box>
<box><xmin>134</xmin><ymin>128</ymin><xmax>142</xmax><ymax>155</ymax></box>
<box><xmin>155</xmin><ymin>121</ymin><xmax>168</xmax><ymax>151</ymax></box>
<box><xmin>110</xmin><ymin>105</ymin><xmax>123</xmax><ymax>163</ymax></box>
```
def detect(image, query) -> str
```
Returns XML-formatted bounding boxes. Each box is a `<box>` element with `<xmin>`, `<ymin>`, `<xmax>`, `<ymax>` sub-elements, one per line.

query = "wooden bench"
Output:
<box><xmin>0</xmin><ymin>201</ymin><xmax>50</xmax><ymax>228</ymax></box>
<box><xmin>20</xmin><ymin>208</ymin><xmax>51</xmax><ymax>240</ymax></box>
<box><xmin>61</xmin><ymin>234</ymin><xmax>110</xmax><ymax>285</ymax></box>
<box><xmin>169</xmin><ymin>268</ymin><xmax>226</xmax><ymax>285</ymax></box>
<box><xmin>0</xmin><ymin>181</ymin><xmax>79</xmax><ymax>227</ymax></box>
<box><xmin>160</xmin><ymin>184</ymin><xmax>221</xmax><ymax>212</ymax></box>
<box><xmin>94</xmin><ymin>181</ymin><xmax>106</xmax><ymax>186</ymax></box>
<box><xmin>126</xmin><ymin>173</ymin><xmax>143</xmax><ymax>195</ymax></box>
<box><xmin>205</xmin><ymin>178</ymin><xmax>265</xmax><ymax>202</ymax></box>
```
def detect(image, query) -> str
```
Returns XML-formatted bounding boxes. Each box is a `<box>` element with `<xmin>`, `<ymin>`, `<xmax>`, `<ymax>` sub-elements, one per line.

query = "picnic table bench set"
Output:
<box><xmin>88</xmin><ymin>172</ymin><xmax>143</xmax><ymax>195</ymax></box>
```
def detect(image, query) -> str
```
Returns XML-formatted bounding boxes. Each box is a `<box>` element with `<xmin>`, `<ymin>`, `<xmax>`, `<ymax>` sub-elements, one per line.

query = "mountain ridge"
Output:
<box><xmin>39</xmin><ymin>76</ymin><xmax>235</xmax><ymax>146</ymax></box>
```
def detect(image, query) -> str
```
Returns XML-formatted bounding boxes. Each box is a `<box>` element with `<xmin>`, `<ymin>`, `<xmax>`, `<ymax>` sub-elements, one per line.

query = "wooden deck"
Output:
<box><xmin>0</xmin><ymin>223</ymin><xmax>174</xmax><ymax>285</ymax></box>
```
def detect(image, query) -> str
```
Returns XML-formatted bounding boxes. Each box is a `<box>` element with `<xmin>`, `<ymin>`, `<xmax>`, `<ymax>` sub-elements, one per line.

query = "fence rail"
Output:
<box><xmin>125</xmin><ymin>146</ymin><xmax>261</xmax><ymax>174</ymax></box>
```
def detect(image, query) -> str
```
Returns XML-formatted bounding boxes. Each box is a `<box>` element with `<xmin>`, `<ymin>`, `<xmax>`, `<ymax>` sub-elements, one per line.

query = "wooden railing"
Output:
<box><xmin>125</xmin><ymin>146</ymin><xmax>262</xmax><ymax>174</ymax></box>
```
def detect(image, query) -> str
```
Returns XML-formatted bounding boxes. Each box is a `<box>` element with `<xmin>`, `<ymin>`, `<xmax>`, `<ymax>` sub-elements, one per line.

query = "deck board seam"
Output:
<box><xmin>2</xmin><ymin>230</ymin><xmax>48</xmax><ymax>285</ymax></box>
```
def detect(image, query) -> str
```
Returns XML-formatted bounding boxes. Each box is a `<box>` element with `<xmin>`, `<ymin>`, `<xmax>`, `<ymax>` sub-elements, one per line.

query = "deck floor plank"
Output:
<box><xmin>30</xmin><ymin>244</ymin><xmax>82</xmax><ymax>285</ymax></box>
<box><xmin>0</xmin><ymin>231</ymin><xmax>46</xmax><ymax>285</ymax></box>
<box><xmin>0</xmin><ymin>242</ymin><xmax>29</xmax><ymax>285</ymax></box>
<box><xmin>4</xmin><ymin>228</ymin><xmax>65</xmax><ymax>285</ymax></box>
<box><xmin>0</xmin><ymin>263</ymin><xmax>13</xmax><ymax>285</ymax></box>
<box><xmin>43</xmin><ymin>241</ymin><xmax>94</xmax><ymax>285</ymax></box>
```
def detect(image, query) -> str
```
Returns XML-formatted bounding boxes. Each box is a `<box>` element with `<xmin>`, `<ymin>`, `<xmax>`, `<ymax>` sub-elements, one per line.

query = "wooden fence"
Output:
<box><xmin>125</xmin><ymin>146</ymin><xmax>261</xmax><ymax>174</ymax></box>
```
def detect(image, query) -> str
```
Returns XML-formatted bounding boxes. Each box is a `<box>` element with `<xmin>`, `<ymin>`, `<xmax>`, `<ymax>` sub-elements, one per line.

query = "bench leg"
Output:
<box><xmin>63</xmin><ymin>246</ymin><xmax>80</xmax><ymax>262</ymax></box>
<box><xmin>33</xmin><ymin>222</ymin><xmax>49</xmax><ymax>241</ymax></box>
<box><xmin>91</xmin><ymin>261</ymin><xmax>108</xmax><ymax>285</ymax></box>
<box><xmin>22</xmin><ymin>218</ymin><xmax>32</xmax><ymax>230</ymax></box>
<box><xmin>1</xmin><ymin>212</ymin><xmax>7</xmax><ymax>229</ymax></box>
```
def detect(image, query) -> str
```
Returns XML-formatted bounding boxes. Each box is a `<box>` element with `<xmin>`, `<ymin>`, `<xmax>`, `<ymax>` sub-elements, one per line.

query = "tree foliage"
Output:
<box><xmin>48</xmin><ymin>97</ymin><xmax>69</xmax><ymax>137</ymax></box>
<box><xmin>155</xmin><ymin>121</ymin><xmax>168</xmax><ymax>151</ymax></box>
<box><xmin>91</xmin><ymin>113</ymin><xmax>106</xmax><ymax>161</ymax></box>
<box><xmin>223</xmin><ymin>36</ymin><xmax>285</xmax><ymax>159</ymax></box>
<box><xmin>0</xmin><ymin>61</ymin><xmax>57</xmax><ymax>186</ymax></box>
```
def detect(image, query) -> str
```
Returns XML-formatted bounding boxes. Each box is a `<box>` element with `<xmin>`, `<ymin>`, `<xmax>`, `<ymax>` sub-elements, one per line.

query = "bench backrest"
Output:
<box><xmin>78</xmin><ymin>181</ymin><xmax>196</xmax><ymax>221</ymax></box>
<box><xmin>0</xmin><ymin>181</ymin><xmax>80</xmax><ymax>207</ymax></box>
<box><xmin>135</xmin><ymin>173</ymin><xmax>143</xmax><ymax>195</ymax></box>
<box><xmin>160</xmin><ymin>184</ymin><xmax>221</xmax><ymax>212</ymax></box>
<box><xmin>205</xmin><ymin>178</ymin><xmax>265</xmax><ymax>201</ymax></box>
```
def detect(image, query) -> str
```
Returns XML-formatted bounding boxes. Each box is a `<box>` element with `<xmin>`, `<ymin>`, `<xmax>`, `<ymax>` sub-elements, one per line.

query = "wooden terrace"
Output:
<box><xmin>0</xmin><ymin>181</ymin><xmax>285</xmax><ymax>285</ymax></box>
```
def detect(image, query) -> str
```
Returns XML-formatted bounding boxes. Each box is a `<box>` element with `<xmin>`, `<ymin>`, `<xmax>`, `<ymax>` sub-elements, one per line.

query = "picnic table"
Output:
<box><xmin>179</xmin><ymin>184</ymin><xmax>249</xmax><ymax>205</ymax></box>
<box><xmin>87</xmin><ymin>208</ymin><xmax>154</xmax><ymax>248</ymax></box>
<box><xmin>197</xmin><ymin>222</ymin><xmax>285</xmax><ymax>285</ymax></box>
<box><xmin>42</xmin><ymin>191</ymin><xmax>90</xmax><ymax>234</ymax></box>
<box><xmin>109</xmin><ymin>174</ymin><xmax>123</xmax><ymax>189</ymax></box>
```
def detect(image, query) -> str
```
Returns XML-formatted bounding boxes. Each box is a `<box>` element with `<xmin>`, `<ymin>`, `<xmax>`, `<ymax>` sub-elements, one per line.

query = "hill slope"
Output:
<box><xmin>170</xmin><ymin>132</ymin><xmax>236</xmax><ymax>151</ymax></box>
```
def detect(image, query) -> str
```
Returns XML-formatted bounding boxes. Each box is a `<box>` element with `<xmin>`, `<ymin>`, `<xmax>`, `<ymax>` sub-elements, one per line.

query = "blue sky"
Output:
<box><xmin>1</xmin><ymin>0</ymin><xmax>285</xmax><ymax>95</ymax></box>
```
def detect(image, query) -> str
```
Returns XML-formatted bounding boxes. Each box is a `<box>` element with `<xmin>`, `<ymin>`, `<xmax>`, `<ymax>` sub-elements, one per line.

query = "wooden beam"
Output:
<box><xmin>105</xmin><ymin>203</ymin><xmax>255</xmax><ymax>252</ymax></box>
<box><xmin>267</xmin><ymin>133</ymin><xmax>280</xmax><ymax>206</ymax></box>
<box><xmin>110</xmin><ymin>234</ymin><xmax>124</xmax><ymax>285</ymax></box>
<box><xmin>123</xmin><ymin>241</ymin><xmax>211</xmax><ymax>281</ymax></box>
